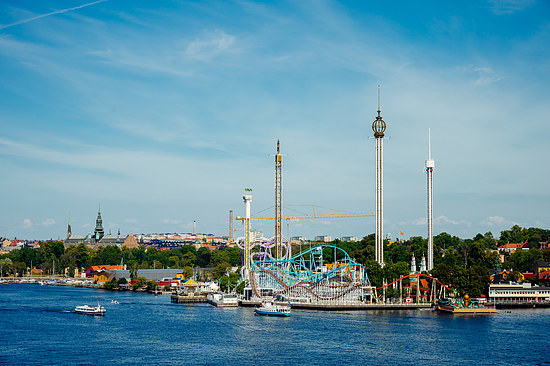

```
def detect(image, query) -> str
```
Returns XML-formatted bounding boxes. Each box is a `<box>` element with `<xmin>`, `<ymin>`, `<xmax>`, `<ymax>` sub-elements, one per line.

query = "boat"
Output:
<box><xmin>111</xmin><ymin>300</ymin><xmax>119</xmax><ymax>304</ymax></box>
<box><xmin>74</xmin><ymin>303</ymin><xmax>106</xmax><ymax>316</ymax></box>
<box><xmin>207</xmin><ymin>292</ymin><xmax>239</xmax><ymax>307</ymax></box>
<box><xmin>436</xmin><ymin>295</ymin><xmax>498</xmax><ymax>314</ymax></box>
<box><xmin>254</xmin><ymin>301</ymin><xmax>291</xmax><ymax>317</ymax></box>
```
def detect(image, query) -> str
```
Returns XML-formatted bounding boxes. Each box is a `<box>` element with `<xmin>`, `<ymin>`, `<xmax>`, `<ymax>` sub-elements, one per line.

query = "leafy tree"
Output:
<box><xmin>235</xmin><ymin>280</ymin><xmax>246</xmax><ymax>294</ymax></box>
<box><xmin>103</xmin><ymin>278</ymin><xmax>118</xmax><ymax>290</ymax></box>
<box><xmin>128</xmin><ymin>261</ymin><xmax>139</xmax><ymax>280</ymax></box>
<box><xmin>181</xmin><ymin>251</ymin><xmax>196</xmax><ymax>267</ymax></box>
<box><xmin>0</xmin><ymin>258</ymin><xmax>13</xmax><ymax>276</ymax></box>
<box><xmin>213</xmin><ymin>262</ymin><xmax>231</xmax><ymax>279</ymax></box>
<box><xmin>364</xmin><ymin>260</ymin><xmax>383</xmax><ymax>288</ymax></box>
<box><xmin>182</xmin><ymin>266</ymin><xmax>193</xmax><ymax>279</ymax></box>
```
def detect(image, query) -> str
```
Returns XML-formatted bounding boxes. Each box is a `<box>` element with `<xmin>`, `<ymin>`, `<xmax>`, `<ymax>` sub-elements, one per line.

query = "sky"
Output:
<box><xmin>0</xmin><ymin>0</ymin><xmax>548</xmax><ymax>241</ymax></box>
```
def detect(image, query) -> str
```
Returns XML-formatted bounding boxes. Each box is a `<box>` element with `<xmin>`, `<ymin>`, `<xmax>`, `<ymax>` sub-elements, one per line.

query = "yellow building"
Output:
<box><xmin>93</xmin><ymin>270</ymin><xmax>110</xmax><ymax>284</ymax></box>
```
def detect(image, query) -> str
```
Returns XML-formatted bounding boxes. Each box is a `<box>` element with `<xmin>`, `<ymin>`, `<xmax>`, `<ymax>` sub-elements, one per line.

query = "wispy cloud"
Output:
<box><xmin>487</xmin><ymin>0</ymin><xmax>535</xmax><ymax>15</ymax></box>
<box><xmin>0</xmin><ymin>0</ymin><xmax>108</xmax><ymax>31</ymax></box>
<box><xmin>480</xmin><ymin>216</ymin><xmax>518</xmax><ymax>227</ymax></box>
<box><xmin>184</xmin><ymin>30</ymin><xmax>236</xmax><ymax>61</ymax></box>
<box><xmin>473</xmin><ymin>67</ymin><xmax>503</xmax><ymax>85</ymax></box>
<box><xmin>42</xmin><ymin>219</ymin><xmax>55</xmax><ymax>227</ymax></box>
<box><xmin>410</xmin><ymin>216</ymin><xmax>472</xmax><ymax>227</ymax></box>
<box><xmin>23</xmin><ymin>219</ymin><xmax>32</xmax><ymax>229</ymax></box>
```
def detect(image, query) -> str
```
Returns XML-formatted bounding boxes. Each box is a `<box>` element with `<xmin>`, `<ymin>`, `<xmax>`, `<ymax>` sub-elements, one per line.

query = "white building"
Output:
<box><xmin>314</xmin><ymin>236</ymin><xmax>332</xmax><ymax>242</ymax></box>
<box><xmin>489</xmin><ymin>283</ymin><xmax>550</xmax><ymax>303</ymax></box>
<box><xmin>341</xmin><ymin>236</ymin><xmax>358</xmax><ymax>242</ymax></box>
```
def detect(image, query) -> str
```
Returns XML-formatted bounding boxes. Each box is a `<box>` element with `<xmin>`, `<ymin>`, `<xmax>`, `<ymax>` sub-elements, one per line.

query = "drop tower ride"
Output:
<box><xmin>372</xmin><ymin>86</ymin><xmax>386</xmax><ymax>266</ymax></box>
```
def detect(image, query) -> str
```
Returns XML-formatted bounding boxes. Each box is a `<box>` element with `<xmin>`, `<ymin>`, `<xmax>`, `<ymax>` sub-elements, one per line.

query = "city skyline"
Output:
<box><xmin>0</xmin><ymin>0</ymin><xmax>549</xmax><ymax>240</ymax></box>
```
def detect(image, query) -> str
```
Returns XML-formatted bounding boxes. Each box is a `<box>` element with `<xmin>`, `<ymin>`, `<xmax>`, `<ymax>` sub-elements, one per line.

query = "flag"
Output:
<box><xmin>399</xmin><ymin>231</ymin><xmax>404</xmax><ymax>235</ymax></box>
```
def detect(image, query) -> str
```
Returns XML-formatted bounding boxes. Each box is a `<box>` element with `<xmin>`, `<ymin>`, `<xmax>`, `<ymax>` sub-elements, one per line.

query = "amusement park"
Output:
<box><xmin>233</xmin><ymin>104</ymin><xmax>453</xmax><ymax>310</ymax></box>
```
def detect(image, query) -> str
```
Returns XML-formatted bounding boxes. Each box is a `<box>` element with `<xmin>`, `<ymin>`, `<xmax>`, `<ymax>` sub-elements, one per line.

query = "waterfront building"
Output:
<box><xmin>109</xmin><ymin>268</ymin><xmax>183</xmax><ymax>282</ymax></box>
<box><xmin>93</xmin><ymin>270</ymin><xmax>111</xmax><ymax>284</ymax></box>
<box><xmin>64</xmin><ymin>209</ymin><xmax>139</xmax><ymax>249</ymax></box>
<box><xmin>97</xmin><ymin>233</ymin><xmax>139</xmax><ymax>249</ymax></box>
<box><xmin>489</xmin><ymin>283</ymin><xmax>550</xmax><ymax>303</ymax></box>
<box><xmin>85</xmin><ymin>265</ymin><xmax>125</xmax><ymax>278</ymax></box>
<box><xmin>64</xmin><ymin>234</ymin><xmax>95</xmax><ymax>248</ymax></box>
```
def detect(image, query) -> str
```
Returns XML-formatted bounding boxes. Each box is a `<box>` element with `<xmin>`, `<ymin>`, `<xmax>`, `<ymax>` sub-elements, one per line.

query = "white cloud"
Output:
<box><xmin>487</xmin><ymin>0</ymin><xmax>535</xmax><ymax>15</ymax></box>
<box><xmin>184</xmin><ymin>30</ymin><xmax>236</xmax><ymax>61</ymax></box>
<box><xmin>23</xmin><ymin>219</ymin><xmax>32</xmax><ymax>229</ymax></box>
<box><xmin>473</xmin><ymin>67</ymin><xmax>503</xmax><ymax>85</ymax></box>
<box><xmin>410</xmin><ymin>216</ymin><xmax>471</xmax><ymax>227</ymax></box>
<box><xmin>480</xmin><ymin>216</ymin><xmax>518</xmax><ymax>227</ymax></box>
<box><xmin>41</xmin><ymin>218</ymin><xmax>55</xmax><ymax>227</ymax></box>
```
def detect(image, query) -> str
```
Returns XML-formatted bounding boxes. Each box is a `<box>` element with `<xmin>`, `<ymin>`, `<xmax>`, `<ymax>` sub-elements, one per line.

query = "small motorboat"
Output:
<box><xmin>74</xmin><ymin>303</ymin><xmax>106</xmax><ymax>316</ymax></box>
<box><xmin>111</xmin><ymin>300</ymin><xmax>119</xmax><ymax>304</ymax></box>
<box><xmin>254</xmin><ymin>301</ymin><xmax>291</xmax><ymax>317</ymax></box>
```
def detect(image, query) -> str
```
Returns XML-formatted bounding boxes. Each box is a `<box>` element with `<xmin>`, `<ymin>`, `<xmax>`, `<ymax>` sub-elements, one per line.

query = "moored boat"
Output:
<box><xmin>437</xmin><ymin>295</ymin><xmax>498</xmax><ymax>314</ymax></box>
<box><xmin>254</xmin><ymin>301</ymin><xmax>291</xmax><ymax>317</ymax></box>
<box><xmin>74</xmin><ymin>303</ymin><xmax>106</xmax><ymax>316</ymax></box>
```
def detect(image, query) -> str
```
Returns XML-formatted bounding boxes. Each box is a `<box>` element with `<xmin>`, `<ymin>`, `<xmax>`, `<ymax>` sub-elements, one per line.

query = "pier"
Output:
<box><xmin>170</xmin><ymin>294</ymin><xmax>207</xmax><ymax>304</ymax></box>
<box><xmin>239</xmin><ymin>300</ymin><xmax>433</xmax><ymax>310</ymax></box>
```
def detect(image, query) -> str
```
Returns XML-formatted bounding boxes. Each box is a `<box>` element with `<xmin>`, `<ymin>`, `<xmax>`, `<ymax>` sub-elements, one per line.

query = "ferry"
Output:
<box><xmin>436</xmin><ymin>295</ymin><xmax>498</xmax><ymax>314</ymax></box>
<box><xmin>254</xmin><ymin>301</ymin><xmax>291</xmax><ymax>317</ymax></box>
<box><xmin>74</xmin><ymin>303</ymin><xmax>106</xmax><ymax>316</ymax></box>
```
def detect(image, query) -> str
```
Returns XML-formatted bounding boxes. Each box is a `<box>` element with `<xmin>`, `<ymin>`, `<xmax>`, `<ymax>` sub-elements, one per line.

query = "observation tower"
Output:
<box><xmin>372</xmin><ymin>86</ymin><xmax>386</xmax><ymax>266</ymax></box>
<box><xmin>275</xmin><ymin>140</ymin><xmax>283</xmax><ymax>259</ymax></box>
<box><xmin>425</xmin><ymin>129</ymin><xmax>434</xmax><ymax>271</ymax></box>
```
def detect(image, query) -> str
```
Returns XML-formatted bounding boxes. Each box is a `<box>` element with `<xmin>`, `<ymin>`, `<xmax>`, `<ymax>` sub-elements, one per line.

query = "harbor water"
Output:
<box><xmin>1</xmin><ymin>284</ymin><xmax>549</xmax><ymax>365</ymax></box>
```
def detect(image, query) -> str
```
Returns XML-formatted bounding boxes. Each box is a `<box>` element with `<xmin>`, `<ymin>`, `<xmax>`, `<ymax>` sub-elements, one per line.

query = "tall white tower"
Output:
<box><xmin>425</xmin><ymin>129</ymin><xmax>434</xmax><ymax>271</ymax></box>
<box><xmin>372</xmin><ymin>86</ymin><xmax>387</xmax><ymax>266</ymax></box>
<box><xmin>274</xmin><ymin>140</ymin><xmax>283</xmax><ymax>259</ymax></box>
<box><xmin>243</xmin><ymin>193</ymin><xmax>252</xmax><ymax>271</ymax></box>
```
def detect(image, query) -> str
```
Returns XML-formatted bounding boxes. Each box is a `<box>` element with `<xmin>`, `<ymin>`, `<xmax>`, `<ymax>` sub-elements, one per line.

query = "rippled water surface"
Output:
<box><xmin>1</xmin><ymin>284</ymin><xmax>550</xmax><ymax>365</ymax></box>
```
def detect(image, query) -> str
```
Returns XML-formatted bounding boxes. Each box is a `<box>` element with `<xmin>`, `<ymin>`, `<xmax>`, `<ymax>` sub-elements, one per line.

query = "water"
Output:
<box><xmin>1</xmin><ymin>284</ymin><xmax>550</xmax><ymax>365</ymax></box>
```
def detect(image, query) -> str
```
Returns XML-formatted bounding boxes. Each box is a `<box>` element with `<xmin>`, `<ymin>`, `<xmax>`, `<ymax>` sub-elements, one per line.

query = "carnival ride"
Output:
<box><xmin>244</xmin><ymin>243</ymin><xmax>373</xmax><ymax>304</ymax></box>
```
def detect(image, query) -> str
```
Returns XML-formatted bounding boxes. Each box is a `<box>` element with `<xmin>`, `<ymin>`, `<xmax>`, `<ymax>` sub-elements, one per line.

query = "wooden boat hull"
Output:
<box><xmin>436</xmin><ymin>305</ymin><xmax>498</xmax><ymax>314</ymax></box>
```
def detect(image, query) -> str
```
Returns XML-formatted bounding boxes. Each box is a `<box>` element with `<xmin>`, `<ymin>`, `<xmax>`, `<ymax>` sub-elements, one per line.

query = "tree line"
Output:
<box><xmin>2</xmin><ymin>225</ymin><xmax>550</xmax><ymax>297</ymax></box>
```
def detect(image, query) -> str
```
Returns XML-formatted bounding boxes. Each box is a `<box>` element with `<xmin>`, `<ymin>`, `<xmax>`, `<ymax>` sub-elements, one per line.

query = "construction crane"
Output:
<box><xmin>235</xmin><ymin>206</ymin><xmax>374</xmax><ymax>222</ymax></box>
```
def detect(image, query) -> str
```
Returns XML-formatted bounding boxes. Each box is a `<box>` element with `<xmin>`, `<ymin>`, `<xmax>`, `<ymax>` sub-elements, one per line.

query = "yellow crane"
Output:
<box><xmin>235</xmin><ymin>206</ymin><xmax>374</xmax><ymax>222</ymax></box>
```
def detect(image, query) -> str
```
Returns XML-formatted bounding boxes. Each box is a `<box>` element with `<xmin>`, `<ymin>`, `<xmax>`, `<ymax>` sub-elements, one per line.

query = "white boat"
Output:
<box><xmin>207</xmin><ymin>292</ymin><xmax>239</xmax><ymax>307</ymax></box>
<box><xmin>111</xmin><ymin>300</ymin><xmax>119</xmax><ymax>304</ymax></box>
<box><xmin>254</xmin><ymin>301</ymin><xmax>291</xmax><ymax>317</ymax></box>
<box><xmin>74</xmin><ymin>303</ymin><xmax>106</xmax><ymax>316</ymax></box>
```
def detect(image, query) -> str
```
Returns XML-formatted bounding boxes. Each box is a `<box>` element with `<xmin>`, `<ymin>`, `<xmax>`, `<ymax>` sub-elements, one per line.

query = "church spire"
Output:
<box><xmin>66</xmin><ymin>215</ymin><xmax>72</xmax><ymax>240</ymax></box>
<box><xmin>94</xmin><ymin>206</ymin><xmax>104</xmax><ymax>242</ymax></box>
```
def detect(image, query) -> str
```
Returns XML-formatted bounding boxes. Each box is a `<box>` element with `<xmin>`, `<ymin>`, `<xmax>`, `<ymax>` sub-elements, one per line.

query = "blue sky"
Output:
<box><xmin>0</xmin><ymin>0</ymin><xmax>548</xmax><ymax>241</ymax></box>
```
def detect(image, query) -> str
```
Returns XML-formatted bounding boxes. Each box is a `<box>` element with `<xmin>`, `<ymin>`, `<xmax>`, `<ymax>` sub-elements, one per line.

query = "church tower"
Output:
<box><xmin>94</xmin><ymin>207</ymin><xmax>105</xmax><ymax>242</ymax></box>
<box><xmin>66</xmin><ymin>216</ymin><xmax>72</xmax><ymax>240</ymax></box>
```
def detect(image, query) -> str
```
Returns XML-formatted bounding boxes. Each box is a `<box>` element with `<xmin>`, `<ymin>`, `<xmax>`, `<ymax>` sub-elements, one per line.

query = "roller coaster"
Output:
<box><xmin>244</xmin><ymin>243</ymin><xmax>374</xmax><ymax>304</ymax></box>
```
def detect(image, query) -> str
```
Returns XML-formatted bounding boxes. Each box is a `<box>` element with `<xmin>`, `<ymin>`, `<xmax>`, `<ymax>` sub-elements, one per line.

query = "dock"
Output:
<box><xmin>170</xmin><ymin>294</ymin><xmax>207</xmax><ymax>304</ymax></box>
<box><xmin>239</xmin><ymin>300</ymin><xmax>433</xmax><ymax>310</ymax></box>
